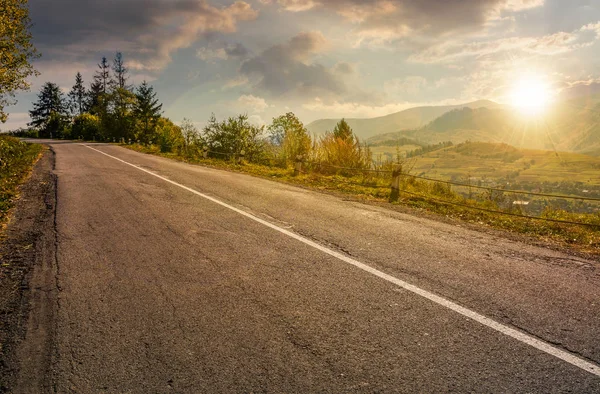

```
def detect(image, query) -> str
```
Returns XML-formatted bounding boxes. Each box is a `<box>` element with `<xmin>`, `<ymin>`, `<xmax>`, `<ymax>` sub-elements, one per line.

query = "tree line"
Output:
<box><xmin>24</xmin><ymin>52</ymin><xmax>164</xmax><ymax>143</ymax></box>
<box><xmin>15</xmin><ymin>51</ymin><xmax>372</xmax><ymax>171</ymax></box>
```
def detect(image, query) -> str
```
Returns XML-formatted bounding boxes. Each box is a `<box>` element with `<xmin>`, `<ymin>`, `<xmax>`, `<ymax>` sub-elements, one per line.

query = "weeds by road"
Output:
<box><xmin>0</xmin><ymin>136</ymin><xmax>44</xmax><ymax>231</ymax></box>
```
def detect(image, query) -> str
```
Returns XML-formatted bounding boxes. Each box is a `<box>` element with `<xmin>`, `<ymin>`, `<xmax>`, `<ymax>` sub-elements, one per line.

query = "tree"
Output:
<box><xmin>108</xmin><ymin>52</ymin><xmax>135</xmax><ymax>138</ymax></box>
<box><xmin>28</xmin><ymin>82</ymin><xmax>68</xmax><ymax>137</ymax></box>
<box><xmin>202</xmin><ymin>113</ymin><xmax>266</xmax><ymax>162</ymax></box>
<box><xmin>94</xmin><ymin>57</ymin><xmax>111</xmax><ymax>94</ymax></box>
<box><xmin>67</xmin><ymin>72</ymin><xmax>87</xmax><ymax>116</ymax></box>
<box><xmin>87</xmin><ymin>80</ymin><xmax>103</xmax><ymax>115</ymax></box>
<box><xmin>267</xmin><ymin>112</ymin><xmax>311</xmax><ymax>164</ymax></box>
<box><xmin>179</xmin><ymin>118</ymin><xmax>204</xmax><ymax>157</ymax></box>
<box><xmin>72</xmin><ymin>113</ymin><xmax>101</xmax><ymax>140</ymax></box>
<box><xmin>133</xmin><ymin>81</ymin><xmax>162</xmax><ymax>141</ymax></box>
<box><xmin>332</xmin><ymin>118</ymin><xmax>354</xmax><ymax>143</ymax></box>
<box><xmin>0</xmin><ymin>0</ymin><xmax>39</xmax><ymax>122</ymax></box>
<box><xmin>315</xmin><ymin>118</ymin><xmax>370</xmax><ymax>171</ymax></box>
<box><xmin>111</xmin><ymin>52</ymin><xmax>129</xmax><ymax>90</ymax></box>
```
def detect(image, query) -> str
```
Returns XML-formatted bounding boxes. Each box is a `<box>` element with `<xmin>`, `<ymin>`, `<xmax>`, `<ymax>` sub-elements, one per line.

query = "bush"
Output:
<box><xmin>313</xmin><ymin>123</ymin><xmax>371</xmax><ymax>174</ymax></box>
<box><xmin>202</xmin><ymin>114</ymin><xmax>267</xmax><ymax>163</ymax></box>
<box><xmin>267</xmin><ymin>112</ymin><xmax>312</xmax><ymax>166</ymax></box>
<box><xmin>72</xmin><ymin>113</ymin><xmax>101</xmax><ymax>141</ymax></box>
<box><xmin>154</xmin><ymin>117</ymin><xmax>184</xmax><ymax>153</ymax></box>
<box><xmin>178</xmin><ymin>119</ymin><xmax>204</xmax><ymax>158</ymax></box>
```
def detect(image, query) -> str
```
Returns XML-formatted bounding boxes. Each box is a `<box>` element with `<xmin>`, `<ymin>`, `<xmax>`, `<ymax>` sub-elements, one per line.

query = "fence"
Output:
<box><xmin>296</xmin><ymin>159</ymin><xmax>600</xmax><ymax>228</ymax></box>
<box><xmin>127</xmin><ymin>141</ymin><xmax>600</xmax><ymax>228</ymax></box>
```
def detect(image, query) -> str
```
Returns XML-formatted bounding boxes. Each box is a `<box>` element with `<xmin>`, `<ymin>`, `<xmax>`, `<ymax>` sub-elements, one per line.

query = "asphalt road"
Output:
<box><xmin>13</xmin><ymin>141</ymin><xmax>600</xmax><ymax>392</ymax></box>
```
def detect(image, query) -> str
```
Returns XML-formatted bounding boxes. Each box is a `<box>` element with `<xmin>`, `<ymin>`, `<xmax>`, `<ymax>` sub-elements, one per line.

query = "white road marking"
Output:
<box><xmin>84</xmin><ymin>144</ymin><xmax>600</xmax><ymax>378</ymax></box>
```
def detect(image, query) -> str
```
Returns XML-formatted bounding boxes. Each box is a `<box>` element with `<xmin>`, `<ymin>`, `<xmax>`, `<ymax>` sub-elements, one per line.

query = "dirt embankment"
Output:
<box><xmin>0</xmin><ymin>149</ymin><xmax>57</xmax><ymax>393</ymax></box>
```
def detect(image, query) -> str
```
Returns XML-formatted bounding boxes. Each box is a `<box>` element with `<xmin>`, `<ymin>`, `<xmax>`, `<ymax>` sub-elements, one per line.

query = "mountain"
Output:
<box><xmin>365</xmin><ymin>94</ymin><xmax>600</xmax><ymax>155</ymax></box>
<box><xmin>306</xmin><ymin>100</ymin><xmax>503</xmax><ymax>140</ymax></box>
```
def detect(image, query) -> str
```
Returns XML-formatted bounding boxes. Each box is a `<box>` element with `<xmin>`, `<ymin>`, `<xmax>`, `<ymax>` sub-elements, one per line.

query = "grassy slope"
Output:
<box><xmin>409</xmin><ymin>142</ymin><xmax>600</xmax><ymax>185</ymax></box>
<box><xmin>0</xmin><ymin>136</ymin><xmax>44</xmax><ymax>231</ymax></box>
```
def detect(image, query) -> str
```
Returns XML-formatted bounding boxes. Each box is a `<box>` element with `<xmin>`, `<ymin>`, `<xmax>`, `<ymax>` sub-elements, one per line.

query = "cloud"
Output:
<box><xmin>239</xmin><ymin>31</ymin><xmax>346</xmax><ymax>98</ymax></box>
<box><xmin>30</xmin><ymin>0</ymin><xmax>258</xmax><ymax>72</ymax></box>
<box><xmin>223</xmin><ymin>76</ymin><xmax>250</xmax><ymax>90</ymax></box>
<box><xmin>264</xmin><ymin>0</ymin><xmax>545</xmax><ymax>42</ymax></box>
<box><xmin>302</xmin><ymin>97</ymin><xmax>467</xmax><ymax>118</ymax></box>
<box><xmin>237</xmin><ymin>94</ymin><xmax>269</xmax><ymax>112</ymax></box>
<box><xmin>333</xmin><ymin>62</ymin><xmax>356</xmax><ymax>75</ymax></box>
<box><xmin>196</xmin><ymin>47</ymin><xmax>229</xmax><ymax>62</ymax></box>
<box><xmin>409</xmin><ymin>21</ymin><xmax>600</xmax><ymax>63</ymax></box>
<box><xmin>384</xmin><ymin>76</ymin><xmax>428</xmax><ymax>95</ymax></box>
<box><xmin>248</xmin><ymin>114</ymin><xmax>266</xmax><ymax>126</ymax></box>
<box><xmin>0</xmin><ymin>112</ymin><xmax>30</xmax><ymax>131</ymax></box>
<box><xmin>196</xmin><ymin>43</ymin><xmax>249</xmax><ymax>63</ymax></box>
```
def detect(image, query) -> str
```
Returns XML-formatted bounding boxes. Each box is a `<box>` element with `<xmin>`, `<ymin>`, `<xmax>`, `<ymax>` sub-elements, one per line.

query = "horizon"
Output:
<box><xmin>2</xmin><ymin>0</ymin><xmax>600</xmax><ymax>131</ymax></box>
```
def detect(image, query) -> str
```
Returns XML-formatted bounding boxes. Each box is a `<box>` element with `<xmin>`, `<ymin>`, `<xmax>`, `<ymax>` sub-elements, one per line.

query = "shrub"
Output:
<box><xmin>72</xmin><ymin>113</ymin><xmax>101</xmax><ymax>140</ymax></box>
<box><xmin>202</xmin><ymin>114</ymin><xmax>267</xmax><ymax>163</ymax></box>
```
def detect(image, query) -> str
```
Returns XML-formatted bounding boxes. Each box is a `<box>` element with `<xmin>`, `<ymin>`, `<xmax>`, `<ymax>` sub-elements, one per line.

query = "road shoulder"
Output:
<box><xmin>0</xmin><ymin>149</ymin><xmax>57</xmax><ymax>393</ymax></box>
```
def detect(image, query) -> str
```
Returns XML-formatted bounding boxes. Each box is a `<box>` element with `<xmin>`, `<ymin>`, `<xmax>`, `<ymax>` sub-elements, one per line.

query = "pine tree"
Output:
<box><xmin>133</xmin><ymin>81</ymin><xmax>163</xmax><ymax>141</ymax></box>
<box><xmin>94</xmin><ymin>57</ymin><xmax>111</xmax><ymax>94</ymax></box>
<box><xmin>111</xmin><ymin>52</ymin><xmax>129</xmax><ymax>90</ymax></box>
<box><xmin>67</xmin><ymin>72</ymin><xmax>87</xmax><ymax>116</ymax></box>
<box><xmin>87</xmin><ymin>80</ymin><xmax>103</xmax><ymax>115</ymax></box>
<box><xmin>333</xmin><ymin>118</ymin><xmax>354</xmax><ymax>143</ymax></box>
<box><xmin>28</xmin><ymin>82</ymin><xmax>68</xmax><ymax>137</ymax></box>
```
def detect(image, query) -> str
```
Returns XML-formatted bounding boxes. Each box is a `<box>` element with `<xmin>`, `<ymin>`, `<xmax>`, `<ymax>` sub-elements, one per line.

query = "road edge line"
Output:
<box><xmin>84</xmin><ymin>144</ymin><xmax>600</xmax><ymax>378</ymax></box>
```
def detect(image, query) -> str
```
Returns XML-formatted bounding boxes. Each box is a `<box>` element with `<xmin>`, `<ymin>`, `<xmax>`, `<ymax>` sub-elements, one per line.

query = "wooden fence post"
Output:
<box><xmin>294</xmin><ymin>155</ymin><xmax>304</xmax><ymax>176</ymax></box>
<box><xmin>203</xmin><ymin>147</ymin><xmax>208</xmax><ymax>159</ymax></box>
<box><xmin>389</xmin><ymin>165</ymin><xmax>402</xmax><ymax>202</ymax></box>
<box><xmin>237</xmin><ymin>150</ymin><xmax>245</xmax><ymax>165</ymax></box>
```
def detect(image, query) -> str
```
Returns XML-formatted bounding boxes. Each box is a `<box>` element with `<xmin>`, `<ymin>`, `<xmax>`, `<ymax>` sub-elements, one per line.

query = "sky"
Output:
<box><xmin>3</xmin><ymin>0</ymin><xmax>600</xmax><ymax>131</ymax></box>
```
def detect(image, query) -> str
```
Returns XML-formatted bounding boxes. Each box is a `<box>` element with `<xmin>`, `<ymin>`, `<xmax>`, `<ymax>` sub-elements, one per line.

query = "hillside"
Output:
<box><xmin>410</xmin><ymin>141</ymin><xmax>600</xmax><ymax>188</ymax></box>
<box><xmin>364</xmin><ymin>96</ymin><xmax>600</xmax><ymax>155</ymax></box>
<box><xmin>306</xmin><ymin>100</ymin><xmax>502</xmax><ymax>140</ymax></box>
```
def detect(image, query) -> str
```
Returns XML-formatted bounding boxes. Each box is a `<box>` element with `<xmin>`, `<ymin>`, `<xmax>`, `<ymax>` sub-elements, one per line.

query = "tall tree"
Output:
<box><xmin>133</xmin><ymin>81</ymin><xmax>163</xmax><ymax>141</ymax></box>
<box><xmin>111</xmin><ymin>52</ymin><xmax>129</xmax><ymax>90</ymax></box>
<box><xmin>28</xmin><ymin>82</ymin><xmax>68</xmax><ymax>137</ymax></box>
<box><xmin>86</xmin><ymin>80</ymin><xmax>103</xmax><ymax>115</ymax></box>
<box><xmin>67</xmin><ymin>72</ymin><xmax>87</xmax><ymax>116</ymax></box>
<box><xmin>0</xmin><ymin>0</ymin><xmax>39</xmax><ymax>122</ymax></box>
<box><xmin>332</xmin><ymin>118</ymin><xmax>354</xmax><ymax>143</ymax></box>
<box><xmin>94</xmin><ymin>57</ymin><xmax>111</xmax><ymax>94</ymax></box>
<box><xmin>267</xmin><ymin>112</ymin><xmax>311</xmax><ymax>163</ymax></box>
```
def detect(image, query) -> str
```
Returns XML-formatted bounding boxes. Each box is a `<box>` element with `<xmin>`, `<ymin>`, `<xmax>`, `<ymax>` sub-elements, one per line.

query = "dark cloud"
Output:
<box><xmin>270</xmin><ymin>0</ymin><xmax>543</xmax><ymax>39</ymax></box>
<box><xmin>225</xmin><ymin>43</ymin><xmax>250</xmax><ymax>58</ymax></box>
<box><xmin>30</xmin><ymin>0</ymin><xmax>257</xmax><ymax>70</ymax></box>
<box><xmin>239</xmin><ymin>31</ymin><xmax>347</xmax><ymax>98</ymax></box>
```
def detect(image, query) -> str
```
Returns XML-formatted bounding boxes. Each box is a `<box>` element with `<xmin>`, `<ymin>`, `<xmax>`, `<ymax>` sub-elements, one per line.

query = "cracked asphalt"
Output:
<box><xmin>12</xmin><ymin>141</ymin><xmax>600</xmax><ymax>392</ymax></box>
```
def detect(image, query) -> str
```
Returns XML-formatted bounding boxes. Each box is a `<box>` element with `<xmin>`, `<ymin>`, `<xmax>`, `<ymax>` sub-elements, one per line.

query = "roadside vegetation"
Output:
<box><xmin>0</xmin><ymin>135</ymin><xmax>43</xmax><ymax>230</ymax></box>
<box><xmin>11</xmin><ymin>52</ymin><xmax>600</xmax><ymax>255</ymax></box>
<box><xmin>124</xmin><ymin>120</ymin><xmax>600</xmax><ymax>255</ymax></box>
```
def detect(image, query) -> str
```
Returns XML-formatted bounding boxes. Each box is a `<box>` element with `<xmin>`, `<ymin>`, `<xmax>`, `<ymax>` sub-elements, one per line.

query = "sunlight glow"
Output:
<box><xmin>509</xmin><ymin>75</ymin><xmax>553</xmax><ymax>116</ymax></box>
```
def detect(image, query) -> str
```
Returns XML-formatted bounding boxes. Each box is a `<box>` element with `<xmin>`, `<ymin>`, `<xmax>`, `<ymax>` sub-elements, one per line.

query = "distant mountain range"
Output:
<box><xmin>307</xmin><ymin>95</ymin><xmax>600</xmax><ymax>155</ymax></box>
<box><xmin>305</xmin><ymin>100</ymin><xmax>503</xmax><ymax>140</ymax></box>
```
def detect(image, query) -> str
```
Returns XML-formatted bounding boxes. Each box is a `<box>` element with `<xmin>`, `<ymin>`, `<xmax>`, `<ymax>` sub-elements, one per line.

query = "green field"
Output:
<box><xmin>408</xmin><ymin>142</ymin><xmax>600</xmax><ymax>186</ymax></box>
<box><xmin>369</xmin><ymin>144</ymin><xmax>421</xmax><ymax>162</ymax></box>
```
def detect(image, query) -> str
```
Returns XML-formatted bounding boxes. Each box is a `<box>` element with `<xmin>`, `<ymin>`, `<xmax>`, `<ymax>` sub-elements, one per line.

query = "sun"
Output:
<box><xmin>509</xmin><ymin>75</ymin><xmax>553</xmax><ymax>116</ymax></box>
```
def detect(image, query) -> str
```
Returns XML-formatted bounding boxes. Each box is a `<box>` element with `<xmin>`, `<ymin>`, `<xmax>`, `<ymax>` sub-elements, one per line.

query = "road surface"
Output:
<box><xmin>12</xmin><ymin>141</ymin><xmax>600</xmax><ymax>392</ymax></box>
